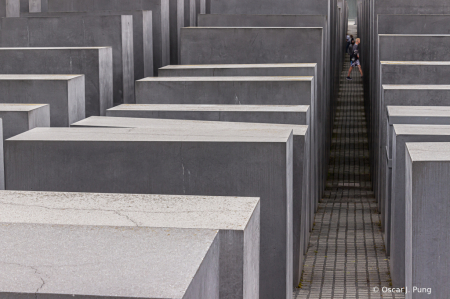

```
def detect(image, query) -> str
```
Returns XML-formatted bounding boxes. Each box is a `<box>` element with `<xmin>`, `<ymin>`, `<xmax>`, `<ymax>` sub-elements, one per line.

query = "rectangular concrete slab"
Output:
<box><xmin>24</xmin><ymin>10</ymin><xmax>153</xmax><ymax>80</ymax></box>
<box><xmin>0</xmin><ymin>15</ymin><xmax>133</xmax><ymax>105</ymax></box>
<box><xmin>0</xmin><ymin>120</ymin><xmax>3</xmax><ymax>189</ymax></box>
<box><xmin>405</xmin><ymin>142</ymin><xmax>450</xmax><ymax>299</ymax></box>
<box><xmin>5</xmin><ymin>126</ymin><xmax>294</xmax><ymax>299</ymax></box>
<box><xmin>107</xmin><ymin>104</ymin><xmax>310</xmax><ymax>125</ymax></box>
<box><xmin>0</xmin><ymin>190</ymin><xmax>259</xmax><ymax>299</ymax></box>
<box><xmin>378</xmin><ymin>14</ymin><xmax>450</xmax><ymax>35</ymax></box>
<box><xmin>391</xmin><ymin>125</ymin><xmax>450</xmax><ymax>288</ymax></box>
<box><xmin>0</xmin><ymin>0</ymin><xmax>19</xmax><ymax>17</ymax></box>
<box><xmin>169</xmin><ymin>0</ymin><xmax>183</xmax><ymax>64</ymax></box>
<box><xmin>0</xmin><ymin>223</ymin><xmax>220</xmax><ymax>298</ymax></box>
<box><xmin>0</xmin><ymin>104</ymin><xmax>49</xmax><ymax>139</ymax></box>
<box><xmin>208</xmin><ymin>0</ymin><xmax>329</xmax><ymax>14</ymax></box>
<box><xmin>71</xmin><ymin>115</ymin><xmax>310</xmax><ymax>290</ymax></box>
<box><xmin>0</xmin><ymin>75</ymin><xmax>84</xmax><ymax>127</ymax></box>
<box><xmin>44</xmin><ymin>0</ymin><xmax>170</xmax><ymax>75</ymax></box>
<box><xmin>0</xmin><ymin>47</ymin><xmax>112</xmax><ymax>117</ymax></box>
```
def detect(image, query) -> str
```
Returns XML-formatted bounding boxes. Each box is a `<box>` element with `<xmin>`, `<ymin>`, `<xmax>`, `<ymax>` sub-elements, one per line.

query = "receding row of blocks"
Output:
<box><xmin>358</xmin><ymin>9</ymin><xmax>450</xmax><ymax>298</ymax></box>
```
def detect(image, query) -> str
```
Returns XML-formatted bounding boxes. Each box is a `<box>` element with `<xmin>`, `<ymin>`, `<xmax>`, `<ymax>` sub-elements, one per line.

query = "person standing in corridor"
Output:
<box><xmin>347</xmin><ymin>38</ymin><xmax>363</xmax><ymax>80</ymax></box>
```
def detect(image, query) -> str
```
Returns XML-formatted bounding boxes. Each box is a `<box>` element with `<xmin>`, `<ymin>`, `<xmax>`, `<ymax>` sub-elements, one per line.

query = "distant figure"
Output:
<box><xmin>346</xmin><ymin>34</ymin><xmax>351</xmax><ymax>52</ymax></box>
<box><xmin>348</xmin><ymin>39</ymin><xmax>355</xmax><ymax>61</ymax></box>
<box><xmin>347</xmin><ymin>38</ymin><xmax>363</xmax><ymax>80</ymax></box>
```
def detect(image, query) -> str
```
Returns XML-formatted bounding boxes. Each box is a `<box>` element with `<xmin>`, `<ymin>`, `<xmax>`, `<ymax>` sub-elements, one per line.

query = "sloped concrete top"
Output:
<box><xmin>394</xmin><ymin>124</ymin><xmax>450</xmax><ymax>135</ymax></box>
<box><xmin>381</xmin><ymin>61</ymin><xmax>450</xmax><ymax>65</ymax></box>
<box><xmin>109</xmin><ymin>104</ymin><xmax>310</xmax><ymax>113</ymax></box>
<box><xmin>0</xmin><ymin>47</ymin><xmax>110</xmax><ymax>50</ymax></box>
<box><xmin>382</xmin><ymin>85</ymin><xmax>450</xmax><ymax>90</ymax></box>
<box><xmin>160</xmin><ymin>63</ymin><xmax>317</xmax><ymax>69</ymax></box>
<box><xmin>137</xmin><ymin>76</ymin><xmax>314</xmax><ymax>82</ymax></box>
<box><xmin>71</xmin><ymin>116</ymin><xmax>308</xmax><ymax>136</ymax></box>
<box><xmin>0</xmin><ymin>104</ymin><xmax>49</xmax><ymax>111</ymax></box>
<box><xmin>0</xmin><ymin>74</ymin><xmax>82</xmax><ymax>80</ymax></box>
<box><xmin>0</xmin><ymin>223</ymin><xmax>218</xmax><ymax>298</ymax></box>
<box><xmin>407</xmin><ymin>142</ymin><xmax>450</xmax><ymax>161</ymax></box>
<box><xmin>388</xmin><ymin>106</ymin><xmax>450</xmax><ymax>117</ymax></box>
<box><xmin>8</xmin><ymin>127</ymin><xmax>293</xmax><ymax>142</ymax></box>
<box><xmin>0</xmin><ymin>190</ymin><xmax>258</xmax><ymax>230</ymax></box>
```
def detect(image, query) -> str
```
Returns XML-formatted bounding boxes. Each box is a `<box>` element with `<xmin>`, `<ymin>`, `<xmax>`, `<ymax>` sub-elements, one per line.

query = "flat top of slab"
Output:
<box><xmin>71</xmin><ymin>116</ymin><xmax>308</xmax><ymax>136</ymax></box>
<box><xmin>0</xmin><ymin>190</ymin><xmax>258</xmax><ymax>230</ymax></box>
<box><xmin>160</xmin><ymin>63</ymin><xmax>317</xmax><ymax>69</ymax></box>
<box><xmin>387</xmin><ymin>106</ymin><xmax>450</xmax><ymax>117</ymax></box>
<box><xmin>8</xmin><ymin>127</ymin><xmax>293</xmax><ymax>142</ymax></box>
<box><xmin>184</xmin><ymin>27</ymin><xmax>323</xmax><ymax>29</ymax></box>
<box><xmin>0</xmin><ymin>104</ymin><xmax>49</xmax><ymax>111</ymax></box>
<box><xmin>0</xmin><ymin>74</ymin><xmax>83</xmax><ymax>80</ymax></box>
<box><xmin>379</xmin><ymin>34</ymin><xmax>450</xmax><ymax>36</ymax></box>
<box><xmin>0</xmin><ymin>223</ymin><xmax>218</xmax><ymax>298</ymax></box>
<box><xmin>0</xmin><ymin>47</ymin><xmax>109</xmax><ymax>50</ymax></box>
<box><xmin>381</xmin><ymin>61</ymin><xmax>450</xmax><ymax>65</ymax></box>
<box><xmin>394</xmin><ymin>124</ymin><xmax>450</xmax><ymax>135</ymax></box>
<box><xmin>138</xmin><ymin>76</ymin><xmax>314</xmax><ymax>82</ymax></box>
<box><xmin>407</xmin><ymin>142</ymin><xmax>450</xmax><ymax>161</ymax></box>
<box><xmin>109</xmin><ymin>104</ymin><xmax>310</xmax><ymax>112</ymax></box>
<box><xmin>382</xmin><ymin>85</ymin><xmax>450</xmax><ymax>90</ymax></box>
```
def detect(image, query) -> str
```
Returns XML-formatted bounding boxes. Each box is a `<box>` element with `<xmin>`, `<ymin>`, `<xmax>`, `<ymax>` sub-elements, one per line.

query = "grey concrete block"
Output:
<box><xmin>159</xmin><ymin>63</ymin><xmax>317</xmax><ymax>77</ymax></box>
<box><xmin>0</xmin><ymin>0</ymin><xmax>19</xmax><ymax>17</ymax></box>
<box><xmin>391</xmin><ymin>125</ymin><xmax>450</xmax><ymax>288</ymax></box>
<box><xmin>208</xmin><ymin>0</ymin><xmax>329</xmax><ymax>14</ymax></box>
<box><xmin>0</xmin><ymin>191</ymin><xmax>259</xmax><ymax>299</ymax></box>
<box><xmin>198</xmin><ymin>14</ymin><xmax>327</xmax><ymax>27</ymax></box>
<box><xmin>24</xmin><ymin>10</ymin><xmax>153</xmax><ymax>80</ymax></box>
<box><xmin>107</xmin><ymin>104</ymin><xmax>310</xmax><ymax>125</ymax></box>
<box><xmin>0</xmin><ymin>104</ymin><xmax>49</xmax><ymax>139</ymax></box>
<box><xmin>378</xmin><ymin>14</ymin><xmax>450</xmax><ymax>35</ymax></box>
<box><xmin>5</xmin><ymin>126</ymin><xmax>294</xmax><ymax>299</ymax></box>
<box><xmin>0</xmin><ymin>120</ymin><xmax>3</xmax><ymax>190</ymax></box>
<box><xmin>44</xmin><ymin>0</ymin><xmax>170</xmax><ymax>74</ymax></box>
<box><xmin>72</xmin><ymin>116</ymin><xmax>309</xmax><ymax>290</ymax></box>
<box><xmin>0</xmin><ymin>15</ymin><xmax>133</xmax><ymax>105</ymax></box>
<box><xmin>169</xmin><ymin>0</ymin><xmax>183</xmax><ymax>64</ymax></box>
<box><xmin>0</xmin><ymin>222</ymin><xmax>220</xmax><ymax>298</ymax></box>
<box><xmin>0</xmin><ymin>75</ymin><xmax>85</xmax><ymax>127</ymax></box>
<box><xmin>405</xmin><ymin>142</ymin><xmax>450</xmax><ymax>299</ymax></box>
<box><xmin>0</xmin><ymin>47</ymin><xmax>112</xmax><ymax>117</ymax></box>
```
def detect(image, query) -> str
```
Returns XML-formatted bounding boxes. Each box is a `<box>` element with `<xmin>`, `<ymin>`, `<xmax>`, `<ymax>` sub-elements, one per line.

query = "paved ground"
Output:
<box><xmin>293</xmin><ymin>26</ymin><xmax>405</xmax><ymax>299</ymax></box>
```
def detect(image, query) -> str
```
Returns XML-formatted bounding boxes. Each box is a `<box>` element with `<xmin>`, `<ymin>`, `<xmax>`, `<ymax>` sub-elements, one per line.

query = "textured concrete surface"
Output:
<box><xmin>71</xmin><ymin>116</ymin><xmax>310</xmax><ymax>288</ymax></box>
<box><xmin>24</xmin><ymin>10</ymin><xmax>153</xmax><ymax>80</ymax></box>
<box><xmin>0</xmin><ymin>47</ymin><xmax>112</xmax><ymax>117</ymax></box>
<box><xmin>405</xmin><ymin>142</ymin><xmax>450</xmax><ymax>299</ymax></box>
<box><xmin>0</xmin><ymin>104</ymin><xmax>49</xmax><ymax>139</ymax></box>
<box><xmin>0</xmin><ymin>75</ymin><xmax>84</xmax><ymax>127</ymax></box>
<box><xmin>294</xmin><ymin>58</ymin><xmax>402</xmax><ymax>299</ymax></box>
<box><xmin>208</xmin><ymin>0</ymin><xmax>329</xmax><ymax>14</ymax></box>
<box><xmin>378</xmin><ymin>14</ymin><xmax>450</xmax><ymax>35</ymax></box>
<box><xmin>0</xmin><ymin>0</ymin><xmax>19</xmax><ymax>17</ymax></box>
<box><xmin>107</xmin><ymin>104</ymin><xmax>310</xmax><ymax>125</ymax></box>
<box><xmin>0</xmin><ymin>120</ymin><xmax>3</xmax><ymax>189</ymax></box>
<box><xmin>391</xmin><ymin>125</ymin><xmax>450</xmax><ymax>288</ymax></box>
<box><xmin>168</xmin><ymin>0</ymin><xmax>183</xmax><ymax>64</ymax></box>
<box><xmin>5</xmin><ymin>126</ymin><xmax>294</xmax><ymax>299</ymax></box>
<box><xmin>44</xmin><ymin>0</ymin><xmax>170</xmax><ymax>74</ymax></box>
<box><xmin>0</xmin><ymin>15</ymin><xmax>134</xmax><ymax>105</ymax></box>
<box><xmin>0</xmin><ymin>190</ymin><xmax>259</xmax><ymax>299</ymax></box>
<box><xmin>0</xmin><ymin>224</ymin><xmax>220</xmax><ymax>298</ymax></box>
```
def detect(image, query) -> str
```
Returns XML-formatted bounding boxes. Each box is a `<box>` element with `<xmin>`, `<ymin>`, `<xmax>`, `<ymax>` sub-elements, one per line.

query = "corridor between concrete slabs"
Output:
<box><xmin>293</xmin><ymin>30</ymin><xmax>404</xmax><ymax>299</ymax></box>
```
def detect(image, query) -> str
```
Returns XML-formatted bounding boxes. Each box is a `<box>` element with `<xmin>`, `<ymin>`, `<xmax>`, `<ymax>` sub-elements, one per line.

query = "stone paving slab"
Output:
<box><xmin>293</xmin><ymin>58</ymin><xmax>404</xmax><ymax>299</ymax></box>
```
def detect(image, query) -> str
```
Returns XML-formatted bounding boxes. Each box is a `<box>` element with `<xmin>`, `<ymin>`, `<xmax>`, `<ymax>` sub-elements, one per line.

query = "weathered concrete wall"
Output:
<box><xmin>0</xmin><ymin>47</ymin><xmax>112</xmax><ymax>117</ymax></box>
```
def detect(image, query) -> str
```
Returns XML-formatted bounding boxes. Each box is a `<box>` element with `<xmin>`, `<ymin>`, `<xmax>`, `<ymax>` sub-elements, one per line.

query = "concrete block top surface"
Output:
<box><xmin>394</xmin><ymin>124</ymin><xmax>450</xmax><ymax>136</ymax></box>
<box><xmin>388</xmin><ymin>106</ymin><xmax>450</xmax><ymax>119</ymax></box>
<box><xmin>160</xmin><ymin>63</ymin><xmax>317</xmax><ymax>69</ymax></box>
<box><xmin>9</xmin><ymin>127</ymin><xmax>293</xmax><ymax>142</ymax></box>
<box><xmin>406</xmin><ymin>142</ymin><xmax>450</xmax><ymax>161</ymax></box>
<box><xmin>0</xmin><ymin>47</ymin><xmax>109</xmax><ymax>50</ymax></box>
<box><xmin>109</xmin><ymin>104</ymin><xmax>310</xmax><ymax>112</ymax></box>
<box><xmin>0</xmin><ymin>223</ymin><xmax>218</xmax><ymax>298</ymax></box>
<box><xmin>0</xmin><ymin>103</ymin><xmax>49</xmax><ymax>112</ymax></box>
<box><xmin>72</xmin><ymin>116</ymin><xmax>309</xmax><ymax>135</ymax></box>
<box><xmin>383</xmin><ymin>85</ymin><xmax>450</xmax><ymax>90</ymax></box>
<box><xmin>0</xmin><ymin>190</ymin><xmax>258</xmax><ymax>230</ymax></box>
<box><xmin>0</xmin><ymin>74</ymin><xmax>83</xmax><ymax>80</ymax></box>
<box><xmin>138</xmin><ymin>76</ymin><xmax>314</xmax><ymax>82</ymax></box>
<box><xmin>380</xmin><ymin>61</ymin><xmax>450</xmax><ymax>65</ymax></box>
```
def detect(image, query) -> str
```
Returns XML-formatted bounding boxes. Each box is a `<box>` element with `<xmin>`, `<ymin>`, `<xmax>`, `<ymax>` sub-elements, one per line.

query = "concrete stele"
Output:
<box><xmin>0</xmin><ymin>103</ymin><xmax>50</xmax><ymax>139</ymax></box>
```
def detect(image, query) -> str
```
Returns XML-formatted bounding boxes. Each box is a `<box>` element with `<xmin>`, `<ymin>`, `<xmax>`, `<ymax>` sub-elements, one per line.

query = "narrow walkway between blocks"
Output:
<box><xmin>293</xmin><ymin>30</ymin><xmax>404</xmax><ymax>299</ymax></box>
